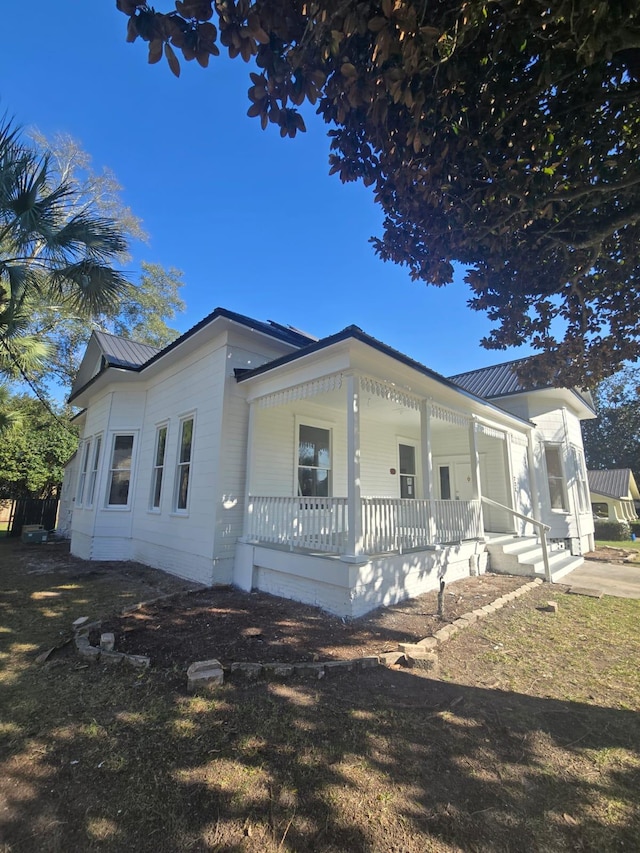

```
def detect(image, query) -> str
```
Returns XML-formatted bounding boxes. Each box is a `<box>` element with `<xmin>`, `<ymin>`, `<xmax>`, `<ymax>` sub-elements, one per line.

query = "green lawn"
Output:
<box><xmin>596</xmin><ymin>538</ymin><xmax>640</xmax><ymax>553</ymax></box>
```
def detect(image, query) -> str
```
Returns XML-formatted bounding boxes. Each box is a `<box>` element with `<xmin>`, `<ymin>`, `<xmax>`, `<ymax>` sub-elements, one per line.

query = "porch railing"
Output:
<box><xmin>246</xmin><ymin>496</ymin><xmax>482</xmax><ymax>555</ymax></box>
<box><xmin>361</xmin><ymin>498</ymin><xmax>481</xmax><ymax>553</ymax></box>
<box><xmin>246</xmin><ymin>496</ymin><xmax>348</xmax><ymax>552</ymax></box>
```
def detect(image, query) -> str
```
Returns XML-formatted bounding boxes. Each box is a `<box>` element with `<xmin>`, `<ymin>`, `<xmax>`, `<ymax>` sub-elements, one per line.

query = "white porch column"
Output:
<box><xmin>526</xmin><ymin>432</ymin><xmax>541</xmax><ymax>524</ymax></box>
<box><xmin>241</xmin><ymin>398</ymin><xmax>257</xmax><ymax>542</ymax></box>
<box><xmin>342</xmin><ymin>373</ymin><xmax>365</xmax><ymax>562</ymax></box>
<box><xmin>420</xmin><ymin>399</ymin><xmax>435</xmax><ymax>544</ymax></box>
<box><xmin>503</xmin><ymin>433</ymin><xmax>518</xmax><ymax>534</ymax></box>
<box><xmin>469</xmin><ymin>417</ymin><xmax>485</xmax><ymax>539</ymax></box>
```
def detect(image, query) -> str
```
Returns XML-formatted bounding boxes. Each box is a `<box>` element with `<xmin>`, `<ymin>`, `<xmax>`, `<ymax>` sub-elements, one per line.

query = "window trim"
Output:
<box><xmin>86</xmin><ymin>434</ymin><xmax>102</xmax><ymax>508</ymax></box>
<box><xmin>173</xmin><ymin>415</ymin><xmax>195</xmax><ymax>514</ymax></box>
<box><xmin>571</xmin><ymin>444</ymin><xmax>589</xmax><ymax>514</ymax></box>
<box><xmin>398</xmin><ymin>439</ymin><xmax>418</xmax><ymax>500</ymax></box>
<box><xmin>149</xmin><ymin>423</ymin><xmax>169</xmax><ymax>512</ymax></box>
<box><xmin>105</xmin><ymin>432</ymin><xmax>136</xmax><ymax>511</ymax></box>
<box><xmin>295</xmin><ymin>418</ymin><xmax>333</xmax><ymax>498</ymax></box>
<box><xmin>543</xmin><ymin>442</ymin><xmax>569</xmax><ymax>513</ymax></box>
<box><xmin>76</xmin><ymin>438</ymin><xmax>92</xmax><ymax>507</ymax></box>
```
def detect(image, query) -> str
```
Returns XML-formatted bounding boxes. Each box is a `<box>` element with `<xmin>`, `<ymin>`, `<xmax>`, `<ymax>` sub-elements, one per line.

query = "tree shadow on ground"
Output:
<box><xmin>1</xmin><ymin>539</ymin><xmax>639</xmax><ymax>852</ymax></box>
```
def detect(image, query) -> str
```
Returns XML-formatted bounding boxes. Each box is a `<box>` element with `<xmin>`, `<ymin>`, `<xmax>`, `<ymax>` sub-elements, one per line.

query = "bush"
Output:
<box><xmin>594</xmin><ymin>520</ymin><xmax>631</xmax><ymax>541</ymax></box>
<box><xmin>630</xmin><ymin>520</ymin><xmax>640</xmax><ymax>537</ymax></box>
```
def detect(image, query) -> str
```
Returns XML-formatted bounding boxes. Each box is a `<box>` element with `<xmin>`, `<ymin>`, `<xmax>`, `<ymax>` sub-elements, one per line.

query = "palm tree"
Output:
<box><xmin>0</xmin><ymin>116</ymin><xmax>130</xmax><ymax>378</ymax></box>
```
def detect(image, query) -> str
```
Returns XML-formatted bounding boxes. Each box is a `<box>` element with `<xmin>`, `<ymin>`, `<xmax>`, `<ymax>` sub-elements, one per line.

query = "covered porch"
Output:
<box><xmin>238</xmin><ymin>367</ymin><xmax>536</xmax><ymax>561</ymax></box>
<box><xmin>233</xmin><ymin>335</ymin><xmax>538</xmax><ymax>616</ymax></box>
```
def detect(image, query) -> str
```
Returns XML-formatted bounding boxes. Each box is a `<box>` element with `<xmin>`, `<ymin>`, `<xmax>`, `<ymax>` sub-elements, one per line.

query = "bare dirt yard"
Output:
<box><xmin>1</xmin><ymin>538</ymin><xmax>639</xmax><ymax>853</ymax></box>
<box><xmin>99</xmin><ymin>573</ymin><xmax>524</xmax><ymax>673</ymax></box>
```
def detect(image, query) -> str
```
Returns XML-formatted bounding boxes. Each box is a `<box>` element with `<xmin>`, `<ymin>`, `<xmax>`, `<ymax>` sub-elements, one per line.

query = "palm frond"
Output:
<box><xmin>0</xmin><ymin>114</ymin><xmax>131</xmax><ymax>385</ymax></box>
<box><xmin>49</xmin><ymin>261</ymin><xmax>131</xmax><ymax>315</ymax></box>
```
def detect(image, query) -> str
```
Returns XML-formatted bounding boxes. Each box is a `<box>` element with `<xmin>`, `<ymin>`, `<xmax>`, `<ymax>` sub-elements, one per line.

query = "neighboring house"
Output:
<box><xmin>65</xmin><ymin>308</ymin><xmax>596</xmax><ymax>618</ymax></box>
<box><xmin>587</xmin><ymin>469</ymin><xmax>639</xmax><ymax>523</ymax></box>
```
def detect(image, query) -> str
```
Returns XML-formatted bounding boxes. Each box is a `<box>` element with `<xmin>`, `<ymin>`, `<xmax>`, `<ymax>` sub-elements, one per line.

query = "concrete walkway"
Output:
<box><xmin>562</xmin><ymin>559</ymin><xmax>640</xmax><ymax>599</ymax></box>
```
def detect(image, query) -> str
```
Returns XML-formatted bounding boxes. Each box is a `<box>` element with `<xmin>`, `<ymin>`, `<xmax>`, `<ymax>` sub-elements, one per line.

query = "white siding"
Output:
<box><xmin>530</xmin><ymin>407</ymin><xmax>594</xmax><ymax>546</ymax></box>
<box><xmin>128</xmin><ymin>342</ymin><xmax>228</xmax><ymax>583</ymax></box>
<box><xmin>237</xmin><ymin>540</ymin><xmax>488</xmax><ymax>618</ymax></box>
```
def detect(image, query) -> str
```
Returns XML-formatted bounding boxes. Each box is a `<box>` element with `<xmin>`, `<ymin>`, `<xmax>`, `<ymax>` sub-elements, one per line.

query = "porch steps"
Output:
<box><xmin>485</xmin><ymin>535</ymin><xmax>584</xmax><ymax>581</ymax></box>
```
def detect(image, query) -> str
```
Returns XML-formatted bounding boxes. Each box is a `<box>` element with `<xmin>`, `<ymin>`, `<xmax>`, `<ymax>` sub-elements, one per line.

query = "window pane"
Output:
<box><xmin>180</xmin><ymin>419</ymin><xmax>193</xmax><ymax>463</ymax></box>
<box><xmin>298</xmin><ymin>425</ymin><xmax>329</xmax><ymax>466</ymax></box>
<box><xmin>88</xmin><ymin>437</ymin><xmax>101</xmax><ymax>505</ymax></box>
<box><xmin>545</xmin><ymin>446</ymin><xmax>562</xmax><ymax>478</ymax></box>
<box><xmin>439</xmin><ymin>467</ymin><xmax>451</xmax><ymax>500</ymax></box>
<box><xmin>112</xmin><ymin>435</ymin><xmax>133</xmax><ymax>469</ymax></box>
<box><xmin>298</xmin><ymin>468</ymin><xmax>329</xmax><ymax>497</ymax></box>
<box><xmin>155</xmin><ymin>427</ymin><xmax>167</xmax><ymax>466</ymax></box>
<box><xmin>177</xmin><ymin>465</ymin><xmax>190</xmax><ymax>509</ymax></box>
<box><xmin>152</xmin><ymin>469</ymin><xmax>163</xmax><ymax>508</ymax></box>
<box><xmin>399</xmin><ymin>445</ymin><xmax>415</xmax><ymax>475</ymax></box>
<box><xmin>108</xmin><ymin>470</ymin><xmax>130</xmax><ymax>505</ymax></box>
<box><xmin>548</xmin><ymin>479</ymin><xmax>565</xmax><ymax>510</ymax></box>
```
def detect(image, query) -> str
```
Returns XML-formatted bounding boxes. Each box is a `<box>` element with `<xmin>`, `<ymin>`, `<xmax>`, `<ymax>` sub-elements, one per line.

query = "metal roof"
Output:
<box><xmin>587</xmin><ymin>469</ymin><xmax>637</xmax><ymax>500</ymax></box>
<box><xmin>93</xmin><ymin>331</ymin><xmax>161</xmax><ymax>369</ymax></box>
<box><xmin>448</xmin><ymin>357</ymin><xmax>546</xmax><ymax>398</ymax></box>
<box><xmin>69</xmin><ymin>309</ymin><xmax>320</xmax><ymax>404</ymax></box>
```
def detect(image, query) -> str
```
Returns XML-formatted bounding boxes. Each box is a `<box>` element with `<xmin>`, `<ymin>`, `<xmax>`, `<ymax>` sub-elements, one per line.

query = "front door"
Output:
<box><xmin>437</xmin><ymin>461</ymin><xmax>474</xmax><ymax>500</ymax></box>
<box><xmin>399</xmin><ymin>444</ymin><xmax>417</xmax><ymax>499</ymax></box>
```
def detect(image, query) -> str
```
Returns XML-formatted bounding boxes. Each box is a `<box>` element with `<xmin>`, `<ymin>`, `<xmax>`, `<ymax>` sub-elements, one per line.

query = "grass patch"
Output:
<box><xmin>0</xmin><ymin>539</ymin><xmax>639</xmax><ymax>852</ymax></box>
<box><xmin>596</xmin><ymin>539</ymin><xmax>640</xmax><ymax>552</ymax></box>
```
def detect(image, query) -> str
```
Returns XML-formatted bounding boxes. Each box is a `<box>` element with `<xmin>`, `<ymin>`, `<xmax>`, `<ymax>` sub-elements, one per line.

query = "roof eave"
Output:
<box><xmin>238</xmin><ymin>327</ymin><xmax>535</xmax><ymax>430</ymax></box>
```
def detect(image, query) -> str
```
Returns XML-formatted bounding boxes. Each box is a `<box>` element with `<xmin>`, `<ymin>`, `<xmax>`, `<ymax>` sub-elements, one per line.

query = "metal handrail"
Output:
<box><xmin>481</xmin><ymin>496</ymin><xmax>552</xmax><ymax>583</ymax></box>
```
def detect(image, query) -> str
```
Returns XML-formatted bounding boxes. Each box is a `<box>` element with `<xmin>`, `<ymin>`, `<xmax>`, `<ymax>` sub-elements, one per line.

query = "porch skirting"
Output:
<box><xmin>234</xmin><ymin>540</ymin><xmax>489</xmax><ymax>618</ymax></box>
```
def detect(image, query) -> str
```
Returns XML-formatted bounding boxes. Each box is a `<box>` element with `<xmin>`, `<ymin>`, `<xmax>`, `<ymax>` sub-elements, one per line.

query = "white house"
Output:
<box><xmin>65</xmin><ymin>307</ymin><xmax>596</xmax><ymax>618</ymax></box>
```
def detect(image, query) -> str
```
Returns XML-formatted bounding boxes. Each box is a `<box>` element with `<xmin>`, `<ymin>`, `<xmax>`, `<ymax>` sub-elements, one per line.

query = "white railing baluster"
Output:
<box><xmin>246</xmin><ymin>496</ymin><xmax>483</xmax><ymax>555</ymax></box>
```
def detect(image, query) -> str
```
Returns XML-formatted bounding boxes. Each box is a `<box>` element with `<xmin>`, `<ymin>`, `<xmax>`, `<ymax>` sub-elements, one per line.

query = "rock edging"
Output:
<box><xmin>186</xmin><ymin>578</ymin><xmax>543</xmax><ymax>692</ymax></box>
<box><xmin>71</xmin><ymin>616</ymin><xmax>150</xmax><ymax>669</ymax></box>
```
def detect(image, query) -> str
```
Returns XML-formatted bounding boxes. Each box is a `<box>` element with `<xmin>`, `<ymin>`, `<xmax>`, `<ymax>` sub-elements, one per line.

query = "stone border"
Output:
<box><xmin>68</xmin><ymin>583</ymin><xmax>206</xmax><ymax>668</ymax></box>
<box><xmin>186</xmin><ymin>578</ymin><xmax>543</xmax><ymax>691</ymax></box>
<box><xmin>71</xmin><ymin>617</ymin><xmax>150</xmax><ymax>669</ymax></box>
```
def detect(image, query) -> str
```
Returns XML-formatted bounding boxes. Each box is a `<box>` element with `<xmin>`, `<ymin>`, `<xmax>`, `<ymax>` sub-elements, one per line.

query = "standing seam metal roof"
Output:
<box><xmin>448</xmin><ymin>358</ymin><xmax>546</xmax><ymax>398</ymax></box>
<box><xmin>93</xmin><ymin>330</ymin><xmax>161</xmax><ymax>369</ymax></box>
<box><xmin>587</xmin><ymin>469</ymin><xmax>636</xmax><ymax>499</ymax></box>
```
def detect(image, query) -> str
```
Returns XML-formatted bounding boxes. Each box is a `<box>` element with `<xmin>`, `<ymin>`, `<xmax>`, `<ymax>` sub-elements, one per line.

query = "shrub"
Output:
<box><xmin>594</xmin><ymin>520</ymin><xmax>631</xmax><ymax>541</ymax></box>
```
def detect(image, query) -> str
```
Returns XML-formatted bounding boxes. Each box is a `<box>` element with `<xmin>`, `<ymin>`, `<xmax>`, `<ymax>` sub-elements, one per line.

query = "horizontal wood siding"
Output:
<box><xmin>530</xmin><ymin>408</ymin><xmax>590</xmax><ymax>540</ymax></box>
<box><xmin>510</xmin><ymin>440</ymin><xmax>534</xmax><ymax>532</ymax></box>
<box><xmin>128</xmin><ymin>343</ymin><xmax>228</xmax><ymax>582</ymax></box>
<box><xmin>360</xmin><ymin>417</ymin><xmax>420</xmax><ymax>497</ymax></box>
<box><xmin>252</xmin><ymin>400</ymin><xmax>347</xmax><ymax>497</ymax></box>
<box><xmin>477</xmin><ymin>430</ymin><xmax>510</xmax><ymax>532</ymax></box>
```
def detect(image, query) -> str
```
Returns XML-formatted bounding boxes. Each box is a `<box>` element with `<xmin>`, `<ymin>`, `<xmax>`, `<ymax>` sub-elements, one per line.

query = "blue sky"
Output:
<box><xmin>0</xmin><ymin>0</ymin><xmax>532</xmax><ymax>377</ymax></box>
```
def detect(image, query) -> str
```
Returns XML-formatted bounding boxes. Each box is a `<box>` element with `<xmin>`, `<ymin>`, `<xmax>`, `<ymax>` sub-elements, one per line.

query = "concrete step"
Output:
<box><xmin>485</xmin><ymin>538</ymin><xmax>584</xmax><ymax>580</ymax></box>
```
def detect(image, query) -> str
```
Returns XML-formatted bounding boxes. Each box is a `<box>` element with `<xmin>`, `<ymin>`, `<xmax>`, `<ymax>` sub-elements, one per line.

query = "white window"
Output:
<box><xmin>150</xmin><ymin>425</ymin><xmax>168</xmax><ymax>510</ymax></box>
<box><xmin>572</xmin><ymin>446</ymin><xmax>589</xmax><ymax>513</ymax></box>
<box><xmin>174</xmin><ymin>417</ymin><xmax>194</xmax><ymax>512</ymax></box>
<box><xmin>297</xmin><ymin>424</ymin><xmax>331</xmax><ymax>497</ymax></box>
<box><xmin>107</xmin><ymin>434</ymin><xmax>135</xmax><ymax>507</ymax></box>
<box><xmin>76</xmin><ymin>439</ymin><xmax>91</xmax><ymax>506</ymax></box>
<box><xmin>544</xmin><ymin>444</ymin><xmax>568</xmax><ymax>511</ymax></box>
<box><xmin>399</xmin><ymin>443</ymin><xmax>417</xmax><ymax>499</ymax></box>
<box><xmin>86</xmin><ymin>435</ymin><xmax>102</xmax><ymax>507</ymax></box>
